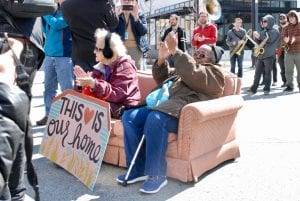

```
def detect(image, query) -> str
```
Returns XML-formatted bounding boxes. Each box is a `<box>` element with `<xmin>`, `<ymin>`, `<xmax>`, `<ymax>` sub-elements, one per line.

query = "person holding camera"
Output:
<box><xmin>115</xmin><ymin>0</ymin><xmax>150</xmax><ymax>70</ymax></box>
<box><xmin>0</xmin><ymin>37</ymin><xmax>29</xmax><ymax>201</ymax></box>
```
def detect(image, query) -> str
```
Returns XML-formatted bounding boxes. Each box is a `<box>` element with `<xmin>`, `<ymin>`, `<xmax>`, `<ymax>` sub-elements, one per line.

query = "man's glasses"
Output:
<box><xmin>193</xmin><ymin>53</ymin><xmax>206</xmax><ymax>59</ymax></box>
<box><xmin>280</xmin><ymin>17</ymin><xmax>286</xmax><ymax>20</ymax></box>
<box><xmin>262</xmin><ymin>20</ymin><xmax>268</xmax><ymax>23</ymax></box>
<box><xmin>94</xmin><ymin>46</ymin><xmax>104</xmax><ymax>52</ymax></box>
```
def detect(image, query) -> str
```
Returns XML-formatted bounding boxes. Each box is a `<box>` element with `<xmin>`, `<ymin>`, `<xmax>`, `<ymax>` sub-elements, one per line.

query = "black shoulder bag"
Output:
<box><xmin>0</xmin><ymin>0</ymin><xmax>57</xmax><ymax>18</ymax></box>
<box><xmin>2</xmin><ymin>33</ymin><xmax>40</xmax><ymax>201</ymax></box>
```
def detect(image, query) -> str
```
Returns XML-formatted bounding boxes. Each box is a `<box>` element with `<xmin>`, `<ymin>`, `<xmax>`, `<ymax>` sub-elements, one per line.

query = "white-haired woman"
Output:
<box><xmin>74</xmin><ymin>28</ymin><xmax>141</xmax><ymax>118</ymax></box>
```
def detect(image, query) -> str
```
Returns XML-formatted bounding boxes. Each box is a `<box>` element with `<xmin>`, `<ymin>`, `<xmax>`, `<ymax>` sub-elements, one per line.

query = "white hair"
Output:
<box><xmin>94</xmin><ymin>28</ymin><xmax>127</xmax><ymax>58</ymax></box>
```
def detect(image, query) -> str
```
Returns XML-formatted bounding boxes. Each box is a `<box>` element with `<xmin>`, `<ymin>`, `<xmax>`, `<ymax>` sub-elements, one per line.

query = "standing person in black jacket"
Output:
<box><xmin>0</xmin><ymin>38</ymin><xmax>29</xmax><ymax>201</ymax></box>
<box><xmin>161</xmin><ymin>14</ymin><xmax>186</xmax><ymax>66</ymax></box>
<box><xmin>0</xmin><ymin>10</ymin><xmax>45</xmax><ymax>201</ymax></box>
<box><xmin>61</xmin><ymin>0</ymin><xmax>119</xmax><ymax>73</ymax></box>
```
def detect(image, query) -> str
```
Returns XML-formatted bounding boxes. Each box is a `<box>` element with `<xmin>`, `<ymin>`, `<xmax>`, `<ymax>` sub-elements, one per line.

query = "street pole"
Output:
<box><xmin>251</xmin><ymin>0</ymin><xmax>258</xmax><ymax>31</ymax></box>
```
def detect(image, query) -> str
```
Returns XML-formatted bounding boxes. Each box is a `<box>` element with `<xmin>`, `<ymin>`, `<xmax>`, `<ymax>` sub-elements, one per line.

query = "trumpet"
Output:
<box><xmin>204</xmin><ymin>0</ymin><xmax>222</xmax><ymax>21</ymax></box>
<box><xmin>230</xmin><ymin>29</ymin><xmax>252</xmax><ymax>58</ymax></box>
<box><xmin>253</xmin><ymin>32</ymin><xmax>269</xmax><ymax>57</ymax></box>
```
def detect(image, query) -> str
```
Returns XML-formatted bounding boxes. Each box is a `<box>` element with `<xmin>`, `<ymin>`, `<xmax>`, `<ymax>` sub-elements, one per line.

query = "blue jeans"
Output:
<box><xmin>122</xmin><ymin>106</ymin><xmax>178</xmax><ymax>177</ymax></box>
<box><xmin>43</xmin><ymin>56</ymin><xmax>74</xmax><ymax>116</ymax></box>
<box><xmin>230</xmin><ymin>53</ymin><xmax>244</xmax><ymax>78</ymax></box>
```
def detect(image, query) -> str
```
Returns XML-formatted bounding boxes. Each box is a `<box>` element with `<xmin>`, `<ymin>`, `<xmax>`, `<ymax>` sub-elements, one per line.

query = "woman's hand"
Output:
<box><xmin>73</xmin><ymin>65</ymin><xmax>88</xmax><ymax>78</ymax></box>
<box><xmin>75</xmin><ymin>76</ymin><xmax>95</xmax><ymax>88</ymax></box>
<box><xmin>131</xmin><ymin>2</ymin><xmax>139</xmax><ymax>21</ymax></box>
<box><xmin>115</xmin><ymin>5</ymin><xmax>123</xmax><ymax>16</ymax></box>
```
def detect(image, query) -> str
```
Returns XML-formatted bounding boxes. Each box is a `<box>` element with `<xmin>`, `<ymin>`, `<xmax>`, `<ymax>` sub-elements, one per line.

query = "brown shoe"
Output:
<box><xmin>36</xmin><ymin>116</ymin><xmax>48</xmax><ymax>126</ymax></box>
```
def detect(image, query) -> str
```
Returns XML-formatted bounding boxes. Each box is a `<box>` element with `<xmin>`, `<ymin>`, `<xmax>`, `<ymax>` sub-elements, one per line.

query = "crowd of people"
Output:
<box><xmin>1</xmin><ymin>0</ymin><xmax>300</xmax><ymax>198</ymax></box>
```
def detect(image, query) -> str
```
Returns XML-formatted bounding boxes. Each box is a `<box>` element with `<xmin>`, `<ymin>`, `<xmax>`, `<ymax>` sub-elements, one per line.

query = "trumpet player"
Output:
<box><xmin>226</xmin><ymin>18</ymin><xmax>246</xmax><ymax>78</ymax></box>
<box><xmin>247</xmin><ymin>15</ymin><xmax>279</xmax><ymax>95</ymax></box>
<box><xmin>282</xmin><ymin>10</ymin><xmax>300</xmax><ymax>93</ymax></box>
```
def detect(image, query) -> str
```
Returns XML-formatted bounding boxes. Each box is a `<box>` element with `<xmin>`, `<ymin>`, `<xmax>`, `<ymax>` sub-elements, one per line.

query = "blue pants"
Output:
<box><xmin>230</xmin><ymin>53</ymin><xmax>244</xmax><ymax>78</ymax></box>
<box><xmin>122</xmin><ymin>106</ymin><xmax>178</xmax><ymax>177</ymax></box>
<box><xmin>43</xmin><ymin>56</ymin><xmax>74</xmax><ymax>116</ymax></box>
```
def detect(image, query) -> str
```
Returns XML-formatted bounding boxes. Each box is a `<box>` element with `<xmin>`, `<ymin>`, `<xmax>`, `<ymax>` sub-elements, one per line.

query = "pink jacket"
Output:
<box><xmin>91</xmin><ymin>56</ymin><xmax>141</xmax><ymax>118</ymax></box>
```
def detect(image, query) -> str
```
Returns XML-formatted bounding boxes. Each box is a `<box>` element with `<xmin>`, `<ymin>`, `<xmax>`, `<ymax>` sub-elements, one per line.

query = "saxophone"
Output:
<box><xmin>253</xmin><ymin>32</ymin><xmax>269</xmax><ymax>57</ymax></box>
<box><xmin>230</xmin><ymin>29</ymin><xmax>252</xmax><ymax>58</ymax></box>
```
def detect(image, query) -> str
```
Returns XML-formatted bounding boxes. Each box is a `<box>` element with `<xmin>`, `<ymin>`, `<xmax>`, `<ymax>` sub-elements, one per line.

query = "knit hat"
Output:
<box><xmin>211</xmin><ymin>45</ymin><xmax>224</xmax><ymax>64</ymax></box>
<box><xmin>280</xmin><ymin>13</ymin><xmax>287</xmax><ymax>18</ymax></box>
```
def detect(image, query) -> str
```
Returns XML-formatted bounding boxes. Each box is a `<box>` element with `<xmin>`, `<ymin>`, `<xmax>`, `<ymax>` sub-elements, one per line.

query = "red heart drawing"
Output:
<box><xmin>84</xmin><ymin>107</ymin><xmax>94</xmax><ymax>125</ymax></box>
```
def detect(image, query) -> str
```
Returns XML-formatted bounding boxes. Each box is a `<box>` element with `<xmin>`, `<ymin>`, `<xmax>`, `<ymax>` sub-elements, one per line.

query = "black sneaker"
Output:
<box><xmin>281</xmin><ymin>82</ymin><xmax>287</xmax><ymax>87</ymax></box>
<box><xmin>283</xmin><ymin>86</ymin><xmax>294</xmax><ymax>93</ymax></box>
<box><xmin>36</xmin><ymin>116</ymin><xmax>48</xmax><ymax>126</ymax></box>
<box><xmin>246</xmin><ymin>89</ymin><xmax>256</xmax><ymax>95</ymax></box>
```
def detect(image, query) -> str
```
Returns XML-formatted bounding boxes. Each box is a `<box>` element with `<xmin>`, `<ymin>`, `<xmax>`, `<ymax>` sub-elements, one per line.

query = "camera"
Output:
<box><xmin>122</xmin><ymin>4</ymin><xmax>133</xmax><ymax>11</ymax></box>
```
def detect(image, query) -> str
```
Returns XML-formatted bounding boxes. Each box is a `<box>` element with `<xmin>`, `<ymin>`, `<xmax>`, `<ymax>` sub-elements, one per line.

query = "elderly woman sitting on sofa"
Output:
<box><xmin>74</xmin><ymin>28</ymin><xmax>141</xmax><ymax>118</ymax></box>
<box><xmin>117</xmin><ymin>31</ymin><xmax>226</xmax><ymax>194</ymax></box>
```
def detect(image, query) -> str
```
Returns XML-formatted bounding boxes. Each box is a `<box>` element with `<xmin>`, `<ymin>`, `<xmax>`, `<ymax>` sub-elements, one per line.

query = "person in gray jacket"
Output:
<box><xmin>226</xmin><ymin>17</ymin><xmax>247</xmax><ymax>78</ymax></box>
<box><xmin>247</xmin><ymin>14</ymin><xmax>279</xmax><ymax>95</ymax></box>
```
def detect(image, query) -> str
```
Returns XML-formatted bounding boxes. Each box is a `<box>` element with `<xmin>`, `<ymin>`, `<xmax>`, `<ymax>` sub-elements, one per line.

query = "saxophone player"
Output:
<box><xmin>226</xmin><ymin>18</ymin><xmax>246</xmax><ymax>78</ymax></box>
<box><xmin>247</xmin><ymin>15</ymin><xmax>279</xmax><ymax>95</ymax></box>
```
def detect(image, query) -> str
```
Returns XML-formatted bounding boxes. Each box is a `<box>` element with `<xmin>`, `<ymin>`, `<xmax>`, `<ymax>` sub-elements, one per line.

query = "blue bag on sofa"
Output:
<box><xmin>146</xmin><ymin>80</ymin><xmax>172</xmax><ymax>108</ymax></box>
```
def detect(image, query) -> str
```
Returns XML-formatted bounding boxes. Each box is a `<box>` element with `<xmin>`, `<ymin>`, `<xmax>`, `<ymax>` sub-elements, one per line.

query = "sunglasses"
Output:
<box><xmin>94</xmin><ymin>46</ymin><xmax>104</xmax><ymax>52</ymax></box>
<box><xmin>262</xmin><ymin>20</ymin><xmax>268</xmax><ymax>23</ymax></box>
<box><xmin>280</xmin><ymin>17</ymin><xmax>286</xmax><ymax>20</ymax></box>
<box><xmin>193</xmin><ymin>53</ymin><xmax>206</xmax><ymax>59</ymax></box>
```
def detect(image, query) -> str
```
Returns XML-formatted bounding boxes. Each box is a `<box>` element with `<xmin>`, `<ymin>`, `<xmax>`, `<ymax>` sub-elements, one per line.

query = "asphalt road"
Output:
<box><xmin>25</xmin><ymin>51</ymin><xmax>300</xmax><ymax>201</ymax></box>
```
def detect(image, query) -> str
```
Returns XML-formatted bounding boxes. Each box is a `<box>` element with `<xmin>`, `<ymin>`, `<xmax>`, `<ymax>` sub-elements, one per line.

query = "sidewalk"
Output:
<box><xmin>25</xmin><ymin>55</ymin><xmax>300</xmax><ymax>201</ymax></box>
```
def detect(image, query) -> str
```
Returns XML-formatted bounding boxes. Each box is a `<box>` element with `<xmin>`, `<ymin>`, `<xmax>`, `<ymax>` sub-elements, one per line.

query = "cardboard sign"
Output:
<box><xmin>40</xmin><ymin>89</ymin><xmax>111</xmax><ymax>190</ymax></box>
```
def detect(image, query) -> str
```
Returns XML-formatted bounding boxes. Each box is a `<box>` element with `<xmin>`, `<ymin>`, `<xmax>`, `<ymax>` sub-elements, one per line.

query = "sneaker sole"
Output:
<box><xmin>139</xmin><ymin>179</ymin><xmax>168</xmax><ymax>194</ymax></box>
<box><xmin>116</xmin><ymin>175</ymin><xmax>148</xmax><ymax>184</ymax></box>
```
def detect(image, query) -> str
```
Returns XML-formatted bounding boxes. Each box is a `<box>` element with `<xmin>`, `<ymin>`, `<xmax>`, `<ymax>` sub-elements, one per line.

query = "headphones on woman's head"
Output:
<box><xmin>102</xmin><ymin>32</ymin><xmax>113</xmax><ymax>59</ymax></box>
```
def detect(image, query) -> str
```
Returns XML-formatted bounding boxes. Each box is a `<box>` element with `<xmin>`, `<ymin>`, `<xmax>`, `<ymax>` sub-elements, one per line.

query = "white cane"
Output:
<box><xmin>122</xmin><ymin>134</ymin><xmax>145</xmax><ymax>186</ymax></box>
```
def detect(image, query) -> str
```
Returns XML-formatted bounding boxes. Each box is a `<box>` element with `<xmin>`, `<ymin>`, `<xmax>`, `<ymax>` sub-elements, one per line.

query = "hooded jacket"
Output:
<box><xmin>0</xmin><ymin>83</ymin><xmax>29</xmax><ymax>194</ymax></box>
<box><xmin>256</xmin><ymin>15</ymin><xmax>280</xmax><ymax>59</ymax></box>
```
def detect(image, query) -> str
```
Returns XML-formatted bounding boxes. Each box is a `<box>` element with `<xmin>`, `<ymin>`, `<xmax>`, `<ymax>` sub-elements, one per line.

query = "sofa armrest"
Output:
<box><xmin>182</xmin><ymin>95</ymin><xmax>244</xmax><ymax>123</ymax></box>
<box><xmin>176</xmin><ymin>95</ymin><xmax>244</xmax><ymax>159</ymax></box>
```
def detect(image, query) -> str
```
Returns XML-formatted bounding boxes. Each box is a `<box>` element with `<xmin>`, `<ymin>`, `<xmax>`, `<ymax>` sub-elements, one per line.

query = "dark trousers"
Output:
<box><xmin>230</xmin><ymin>53</ymin><xmax>244</xmax><ymax>78</ymax></box>
<box><xmin>277</xmin><ymin>52</ymin><xmax>286</xmax><ymax>83</ymax></box>
<box><xmin>0</xmin><ymin>143</ymin><xmax>25</xmax><ymax>201</ymax></box>
<box><xmin>250</xmin><ymin>56</ymin><xmax>275</xmax><ymax>92</ymax></box>
<box><xmin>272</xmin><ymin>58</ymin><xmax>277</xmax><ymax>83</ymax></box>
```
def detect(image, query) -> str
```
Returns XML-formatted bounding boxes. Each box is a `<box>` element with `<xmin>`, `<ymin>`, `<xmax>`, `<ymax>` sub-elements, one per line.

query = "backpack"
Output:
<box><xmin>0</xmin><ymin>0</ymin><xmax>57</xmax><ymax>18</ymax></box>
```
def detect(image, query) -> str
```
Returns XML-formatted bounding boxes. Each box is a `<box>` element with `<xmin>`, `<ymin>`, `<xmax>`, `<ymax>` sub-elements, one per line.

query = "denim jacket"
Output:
<box><xmin>115</xmin><ymin>13</ymin><xmax>150</xmax><ymax>53</ymax></box>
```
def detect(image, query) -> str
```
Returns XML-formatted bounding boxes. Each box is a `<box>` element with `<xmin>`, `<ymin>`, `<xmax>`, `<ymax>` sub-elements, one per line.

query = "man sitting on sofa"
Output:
<box><xmin>117</xmin><ymin>31</ymin><xmax>226</xmax><ymax>194</ymax></box>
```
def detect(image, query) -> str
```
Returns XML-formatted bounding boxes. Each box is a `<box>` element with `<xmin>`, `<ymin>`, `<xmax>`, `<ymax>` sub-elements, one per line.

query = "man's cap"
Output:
<box><xmin>280</xmin><ymin>13</ymin><xmax>287</xmax><ymax>17</ymax></box>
